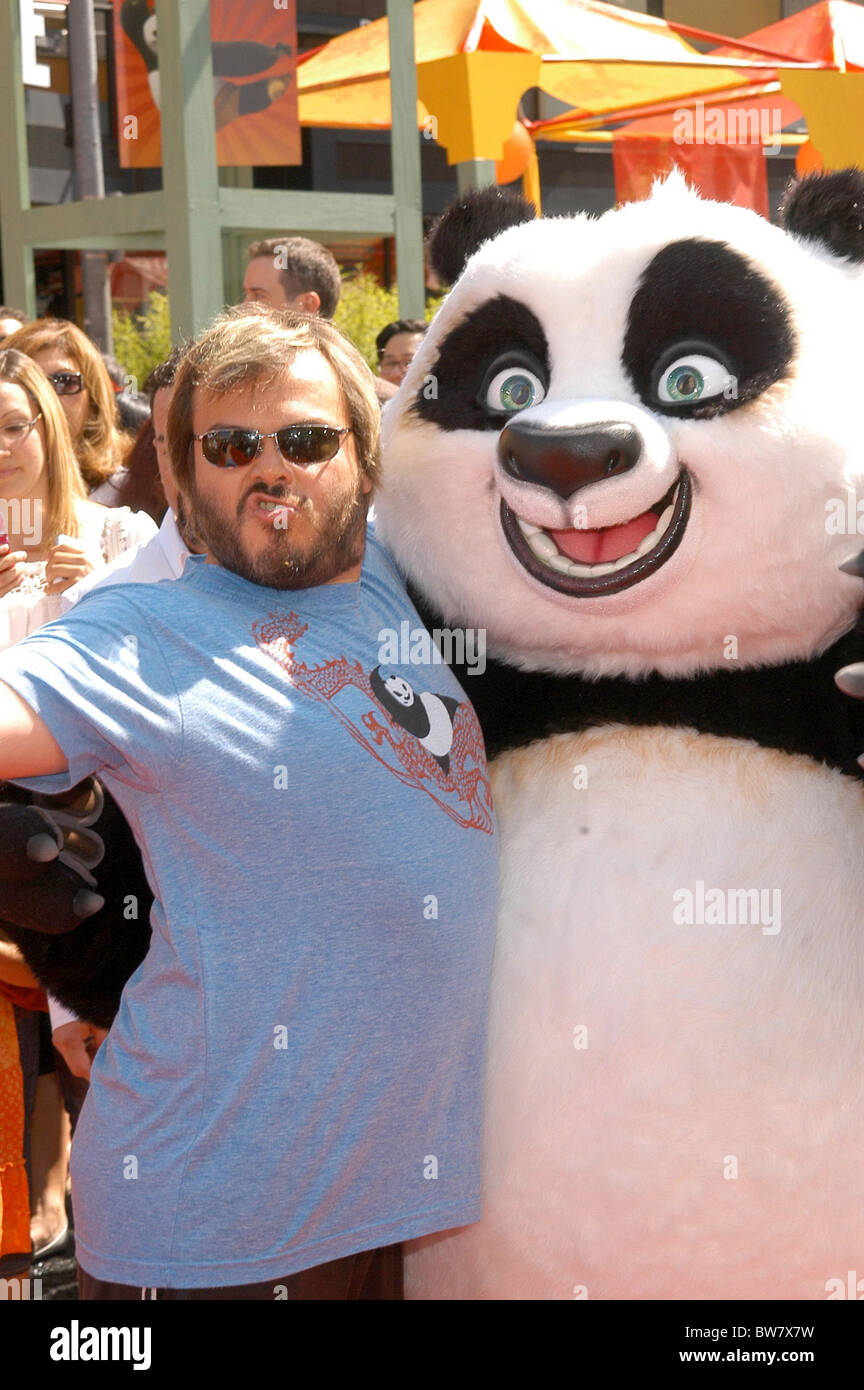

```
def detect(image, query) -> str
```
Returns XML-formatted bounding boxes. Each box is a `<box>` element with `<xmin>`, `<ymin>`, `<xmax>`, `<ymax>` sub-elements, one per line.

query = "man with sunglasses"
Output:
<box><xmin>0</xmin><ymin>306</ymin><xmax>498</xmax><ymax>1300</ymax></box>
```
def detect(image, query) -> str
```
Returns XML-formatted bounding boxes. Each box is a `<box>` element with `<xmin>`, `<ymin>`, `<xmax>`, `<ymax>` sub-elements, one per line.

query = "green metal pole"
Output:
<box><xmin>387</xmin><ymin>0</ymin><xmax>425</xmax><ymax>319</ymax></box>
<box><xmin>0</xmin><ymin>0</ymin><xmax>36</xmax><ymax>314</ymax></box>
<box><xmin>156</xmin><ymin>0</ymin><xmax>224</xmax><ymax>341</ymax></box>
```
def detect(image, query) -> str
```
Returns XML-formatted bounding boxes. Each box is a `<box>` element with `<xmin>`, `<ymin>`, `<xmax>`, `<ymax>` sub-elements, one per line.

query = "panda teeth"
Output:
<box><xmin>526</xmin><ymin>531</ymin><xmax>559</xmax><ymax>561</ymax></box>
<box><xmin>518</xmin><ymin>484</ymin><xmax>679</xmax><ymax>577</ymax></box>
<box><xmin>545</xmin><ymin>553</ymin><xmax>574</xmax><ymax>574</ymax></box>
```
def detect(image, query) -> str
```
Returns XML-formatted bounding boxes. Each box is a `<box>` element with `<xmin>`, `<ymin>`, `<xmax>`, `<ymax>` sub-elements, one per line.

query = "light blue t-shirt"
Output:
<box><xmin>0</xmin><ymin>532</ymin><xmax>498</xmax><ymax>1288</ymax></box>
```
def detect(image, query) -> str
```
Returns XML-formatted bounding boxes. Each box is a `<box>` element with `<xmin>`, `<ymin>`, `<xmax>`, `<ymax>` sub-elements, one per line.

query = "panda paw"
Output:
<box><xmin>0</xmin><ymin>800</ymin><xmax>106</xmax><ymax>934</ymax></box>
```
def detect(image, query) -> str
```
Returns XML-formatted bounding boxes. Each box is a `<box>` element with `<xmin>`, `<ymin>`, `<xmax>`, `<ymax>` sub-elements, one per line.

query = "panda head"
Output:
<box><xmin>381</xmin><ymin>672</ymin><xmax>414</xmax><ymax>708</ymax></box>
<box><xmin>370</xmin><ymin>667</ymin><xmax>432</xmax><ymax>739</ymax></box>
<box><xmin>142</xmin><ymin>13</ymin><xmax>158</xmax><ymax>53</ymax></box>
<box><xmin>377</xmin><ymin>172</ymin><xmax>864</xmax><ymax>678</ymax></box>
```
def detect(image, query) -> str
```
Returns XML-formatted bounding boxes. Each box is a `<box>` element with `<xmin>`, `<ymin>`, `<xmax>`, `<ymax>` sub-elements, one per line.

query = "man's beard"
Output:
<box><xmin>180</xmin><ymin>468</ymin><xmax>370</xmax><ymax>590</ymax></box>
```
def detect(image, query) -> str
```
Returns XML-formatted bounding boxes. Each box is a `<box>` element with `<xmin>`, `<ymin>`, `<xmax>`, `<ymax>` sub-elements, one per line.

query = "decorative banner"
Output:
<box><xmin>112</xmin><ymin>0</ymin><xmax>300</xmax><ymax>168</ymax></box>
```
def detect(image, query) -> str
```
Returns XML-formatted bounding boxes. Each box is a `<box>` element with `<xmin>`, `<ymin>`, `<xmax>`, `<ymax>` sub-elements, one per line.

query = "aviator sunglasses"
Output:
<box><xmin>193</xmin><ymin>423</ymin><xmax>352</xmax><ymax>469</ymax></box>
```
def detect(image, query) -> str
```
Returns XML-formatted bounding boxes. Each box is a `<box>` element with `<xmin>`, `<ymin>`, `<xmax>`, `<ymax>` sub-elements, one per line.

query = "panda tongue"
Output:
<box><xmin>548</xmin><ymin>508</ymin><xmax>660</xmax><ymax>564</ymax></box>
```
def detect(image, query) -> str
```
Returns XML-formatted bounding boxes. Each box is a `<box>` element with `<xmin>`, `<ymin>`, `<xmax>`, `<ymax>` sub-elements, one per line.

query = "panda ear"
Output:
<box><xmin>779</xmin><ymin>168</ymin><xmax>864</xmax><ymax>263</ymax></box>
<box><xmin>427</xmin><ymin>186</ymin><xmax>537</xmax><ymax>286</ymax></box>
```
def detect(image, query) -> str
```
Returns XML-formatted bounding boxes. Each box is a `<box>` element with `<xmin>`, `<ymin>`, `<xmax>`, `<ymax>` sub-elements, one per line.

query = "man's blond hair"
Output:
<box><xmin>167</xmin><ymin>306</ymin><xmax>380</xmax><ymax>508</ymax></box>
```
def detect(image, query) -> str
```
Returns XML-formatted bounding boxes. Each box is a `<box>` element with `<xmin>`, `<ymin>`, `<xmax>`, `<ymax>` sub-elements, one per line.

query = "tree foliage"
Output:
<box><xmin>111</xmin><ymin>290</ymin><xmax>172</xmax><ymax>392</ymax></box>
<box><xmin>333</xmin><ymin>271</ymin><xmax>444</xmax><ymax>371</ymax></box>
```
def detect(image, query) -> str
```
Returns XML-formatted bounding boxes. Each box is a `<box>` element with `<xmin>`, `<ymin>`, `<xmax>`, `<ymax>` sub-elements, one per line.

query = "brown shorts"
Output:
<box><xmin>78</xmin><ymin>1243</ymin><xmax>403</xmax><ymax>1301</ymax></box>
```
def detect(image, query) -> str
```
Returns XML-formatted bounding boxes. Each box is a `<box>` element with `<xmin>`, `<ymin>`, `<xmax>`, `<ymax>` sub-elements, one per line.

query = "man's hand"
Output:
<box><xmin>45</xmin><ymin>539</ymin><xmax>96</xmax><ymax>595</ymax></box>
<box><xmin>53</xmin><ymin>1019</ymin><xmax>109</xmax><ymax>1080</ymax></box>
<box><xmin>0</xmin><ymin>539</ymin><xmax>27</xmax><ymax>599</ymax></box>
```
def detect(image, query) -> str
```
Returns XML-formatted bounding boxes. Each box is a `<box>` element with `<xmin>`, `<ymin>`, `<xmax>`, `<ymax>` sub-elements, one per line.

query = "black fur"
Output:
<box><xmin>120</xmin><ymin>0</ymin><xmax>157</xmax><ymax>69</ymax></box>
<box><xmin>622</xmin><ymin>238</ymin><xmax>795</xmax><ymax>419</ymax></box>
<box><xmin>427</xmin><ymin>187</ymin><xmax>536</xmax><ymax>287</ymax></box>
<box><xmin>410</xmin><ymin>586</ymin><xmax>864</xmax><ymax>777</ymax></box>
<box><xmin>412</xmin><ymin>295</ymin><xmax>549</xmax><ymax>432</ymax></box>
<box><xmin>0</xmin><ymin>783</ymin><xmax>152</xmax><ymax>1029</ymax></box>
<box><xmin>780</xmin><ymin>168</ymin><xmax>864</xmax><ymax>264</ymax></box>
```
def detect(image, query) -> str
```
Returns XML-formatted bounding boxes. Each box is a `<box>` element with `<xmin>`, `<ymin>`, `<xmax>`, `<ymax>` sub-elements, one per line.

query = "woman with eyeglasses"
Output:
<box><xmin>4</xmin><ymin>319</ymin><xmax>132</xmax><ymax>499</ymax></box>
<box><xmin>0</xmin><ymin>348</ymin><xmax>156</xmax><ymax>646</ymax></box>
<box><xmin>0</xmin><ymin>346</ymin><xmax>155</xmax><ymax>1278</ymax></box>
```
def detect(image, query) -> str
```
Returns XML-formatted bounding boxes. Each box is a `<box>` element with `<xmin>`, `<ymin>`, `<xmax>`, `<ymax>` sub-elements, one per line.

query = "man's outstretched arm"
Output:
<box><xmin>0</xmin><ymin>679</ymin><xmax>68</xmax><ymax>779</ymax></box>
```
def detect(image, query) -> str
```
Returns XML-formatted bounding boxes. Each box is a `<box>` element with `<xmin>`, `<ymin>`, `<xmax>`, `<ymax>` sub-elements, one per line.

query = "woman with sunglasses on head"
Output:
<box><xmin>4</xmin><ymin>319</ymin><xmax>132</xmax><ymax>501</ymax></box>
<box><xmin>0</xmin><ymin>348</ymin><xmax>156</xmax><ymax>646</ymax></box>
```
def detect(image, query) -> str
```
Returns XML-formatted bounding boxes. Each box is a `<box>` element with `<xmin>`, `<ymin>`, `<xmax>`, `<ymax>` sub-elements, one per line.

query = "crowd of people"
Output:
<box><xmin>0</xmin><ymin>233</ymin><xmax>441</xmax><ymax>1300</ymax></box>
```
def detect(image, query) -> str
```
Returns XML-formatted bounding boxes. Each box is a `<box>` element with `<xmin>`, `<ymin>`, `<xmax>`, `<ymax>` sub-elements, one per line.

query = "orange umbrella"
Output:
<box><xmin>296</xmin><ymin>0</ymin><xmax>801</xmax><ymax>139</ymax></box>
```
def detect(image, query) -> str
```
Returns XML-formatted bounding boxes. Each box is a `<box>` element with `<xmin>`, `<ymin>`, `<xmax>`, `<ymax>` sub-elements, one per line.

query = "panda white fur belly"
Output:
<box><xmin>408</xmin><ymin>729</ymin><xmax>864</xmax><ymax>1299</ymax></box>
<box><xmin>376</xmin><ymin>170</ymin><xmax>864</xmax><ymax>1299</ymax></box>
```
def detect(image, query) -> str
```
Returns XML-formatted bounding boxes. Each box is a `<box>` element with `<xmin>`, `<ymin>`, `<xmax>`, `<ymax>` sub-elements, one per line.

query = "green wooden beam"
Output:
<box><xmin>15</xmin><ymin>191</ymin><xmax>166</xmax><ymax>249</ymax></box>
<box><xmin>222</xmin><ymin>228</ymin><xmax>249</xmax><ymax>307</ymax></box>
<box><xmin>456</xmin><ymin>160</ymin><xmax>497</xmax><ymax>194</ymax></box>
<box><xmin>219</xmin><ymin>172</ymin><xmax>252</xmax><ymax>307</ymax></box>
<box><xmin>156</xmin><ymin>0</ymin><xmax>224</xmax><ymax>341</ymax></box>
<box><xmin>218</xmin><ymin>187</ymin><xmax>397</xmax><ymax>237</ymax></box>
<box><xmin>387</xmin><ymin>0</ymin><xmax>425</xmax><ymax>319</ymax></box>
<box><xmin>0</xmin><ymin>0</ymin><xmax>36</xmax><ymax>313</ymax></box>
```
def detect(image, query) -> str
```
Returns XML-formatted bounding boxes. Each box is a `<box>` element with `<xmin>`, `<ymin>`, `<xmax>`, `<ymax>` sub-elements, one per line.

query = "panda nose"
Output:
<box><xmin>498</xmin><ymin>419</ymin><xmax>642</xmax><ymax>499</ymax></box>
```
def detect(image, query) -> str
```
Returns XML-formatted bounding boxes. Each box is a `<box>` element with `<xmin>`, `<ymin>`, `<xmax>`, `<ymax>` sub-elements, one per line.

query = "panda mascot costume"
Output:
<box><xmin>3</xmin><ymin>170</ymin><xmax>864</xmax><ymax>1301</ymax></box>
<box><xmin>373</xmin><ymin>169</ymin><xmax>864</xmax><ymax>1299</ymax></box>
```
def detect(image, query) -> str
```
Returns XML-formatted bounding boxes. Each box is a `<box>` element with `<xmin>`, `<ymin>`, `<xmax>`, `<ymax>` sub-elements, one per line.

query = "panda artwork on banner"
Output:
<box><xmin>375</xmin><ymin>170</ymin><xmax>864</xmax><ymax>1300</ymax></box>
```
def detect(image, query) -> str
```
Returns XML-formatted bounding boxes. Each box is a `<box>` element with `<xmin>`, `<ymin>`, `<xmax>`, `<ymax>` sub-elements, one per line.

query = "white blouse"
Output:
<box><xmin>0</xmin><ymin>505</ymin><xmax>158</xmax><ymax>651</ymax></box>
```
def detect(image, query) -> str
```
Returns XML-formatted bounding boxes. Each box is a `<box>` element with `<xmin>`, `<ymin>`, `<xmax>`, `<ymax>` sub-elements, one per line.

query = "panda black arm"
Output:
<box><xmin>0</xmin><ymin>783</ymin><xmax>153</xmax><ymax>1028</ymax></box>
<box><xmin>410</xmin><ymin>583</ymin><xmax>864</xmax><ymax>774</ymax></box>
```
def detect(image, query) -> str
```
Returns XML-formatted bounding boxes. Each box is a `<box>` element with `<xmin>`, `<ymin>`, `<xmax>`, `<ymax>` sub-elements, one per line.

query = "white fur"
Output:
<box><xmin>379</xmin><ymin>177</ymin><xmax>864</xmax><ymax>678</ymax></box>
<box><xmin>405</xmin><ymin>728</ymin><xmax>864</xmax><ymax>1299</ymax></box>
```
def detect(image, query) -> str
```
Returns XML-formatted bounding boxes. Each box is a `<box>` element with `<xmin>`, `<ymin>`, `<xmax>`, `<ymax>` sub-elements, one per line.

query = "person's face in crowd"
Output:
<box><xmin>30</xmin><ymin>347</ymin><xmax>91</xmax><ymax>443</ymax></box>
<box><xmin>242</xmin><ymin>257</ymin><xmax>320</xmax><ymax>315</ymax></box>
<box><xmin>0</xmin><ymin>317</ymin><xmax>25</xmax><ymax>342</ymax></box>
<box><xmin>186</xmin><ymin>348</ymin><xmax>370</xmax><ymax>589</ymax></box>
<box><xmin>0</xmin><ymin>380</ymin><xmax>46</xmax><ymax>507</ymax></box>
<box><xmin>378</xmin><ymin>331</ymin><xmax>424</xmax><ymax>386</ymax></box>
<box><xmin>151</xmin><ymin>384</ymin><xmax>179</xmax><ymax>514</ymax></box>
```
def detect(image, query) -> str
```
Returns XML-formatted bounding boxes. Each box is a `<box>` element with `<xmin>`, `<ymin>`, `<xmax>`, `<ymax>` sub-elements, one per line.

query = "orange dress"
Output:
<box><xmin>0</xmin><ymin>980</ymin><xmax>46</xmax><ymax>1259</ymax></box>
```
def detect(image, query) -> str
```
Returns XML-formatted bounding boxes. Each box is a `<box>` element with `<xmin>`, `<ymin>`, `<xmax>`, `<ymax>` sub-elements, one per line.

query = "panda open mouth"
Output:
<box><xmin>500</xmin><ymin>471</ymin><xmax>692</xmax><ymax>596</ymax></box>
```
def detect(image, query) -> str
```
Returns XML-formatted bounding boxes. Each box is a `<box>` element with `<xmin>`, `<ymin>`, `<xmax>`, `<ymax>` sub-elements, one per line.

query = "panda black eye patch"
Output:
<box><xmin>622</xmin><ymin>237</ymin><xmax>796</xmax><ymax>419</ymax></box>
<box><xmin>411</xmin><ymin>295</ymin><xmax>550</xmax><ymax>432</ymax></box>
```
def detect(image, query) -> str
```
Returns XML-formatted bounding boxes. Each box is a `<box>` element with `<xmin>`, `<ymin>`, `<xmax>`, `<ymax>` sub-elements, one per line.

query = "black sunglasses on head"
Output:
<box><xmin>49</xmin><ymin>371</ymin><xmax>84</xmax><ymax>396</ymax></box>
<box><xmin>192</xmin><ymin>424</ymin><xmax>352</xmax><ymax>469</ymax></box>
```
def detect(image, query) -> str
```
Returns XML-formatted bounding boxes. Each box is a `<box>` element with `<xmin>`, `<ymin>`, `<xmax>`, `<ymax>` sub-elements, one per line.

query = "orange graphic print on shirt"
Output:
<box><xmin>252</xmin><ymin>611</ymin><xmax>494</xmax><ymax>834</ymax></box>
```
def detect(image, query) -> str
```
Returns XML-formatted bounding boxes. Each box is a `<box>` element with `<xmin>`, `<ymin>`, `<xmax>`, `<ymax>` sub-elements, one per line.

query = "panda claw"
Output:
<box><xmin>838</xmin><ymin>550</ymin><xmax>864</xmax><ymax>577</ymax></box>
<box><xmin>26</xmin><ymin>832</ymin><xmax>62</xmax><ymax>863</ymax></box>
<box><xmin>72</xmin><ymin>889</ymin><xmax>105</xmax><ymax>921</ymax></box>
<box><xmin>835</xmin><ymin>662</ymin><xmax>864</xmax><ymax>697</ymax></box>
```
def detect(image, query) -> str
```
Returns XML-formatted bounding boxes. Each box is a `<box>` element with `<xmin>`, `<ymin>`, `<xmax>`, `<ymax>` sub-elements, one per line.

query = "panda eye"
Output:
<box><xmin>657</xmin><ymin>354</ymin><xmax>733</xmax><ymax>406</ymax></box>
<box><xmin>484</xmin><ymin>366</ymin><xmax>546</xmax><ymax>415</ymax></box>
